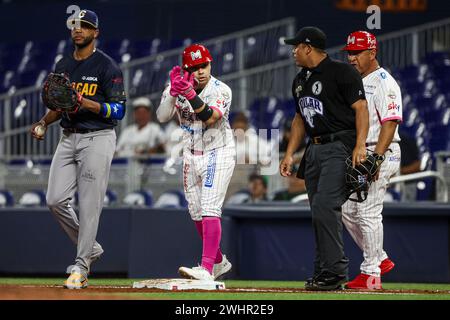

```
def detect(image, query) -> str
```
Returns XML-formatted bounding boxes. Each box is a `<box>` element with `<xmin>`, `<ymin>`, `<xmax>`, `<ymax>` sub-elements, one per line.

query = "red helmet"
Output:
<box><xmin>182</xmin><ymin>44</ymin><xmax>213</xmax><ymax>69</ymax></box>
<box><xmin>342</xmin><ymin>31</ymin><xmax>377</xmax><ymax>51</ymax></box>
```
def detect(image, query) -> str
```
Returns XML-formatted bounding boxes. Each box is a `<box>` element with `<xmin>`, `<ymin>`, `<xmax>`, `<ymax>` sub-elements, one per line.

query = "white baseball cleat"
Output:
<box><xmin>178</xmin><ymin>266</ymin><xmax>214</xmax><ymax>281</ymax></box>
<box><xmin>64</xmin><ymin>267</ymin><xmax>88</xmax><ymax>289</ymax></box>
<box><xmin>213</xmin><ymin>255</ymin><xmax>232</xmax><ymax>280</ymax></box>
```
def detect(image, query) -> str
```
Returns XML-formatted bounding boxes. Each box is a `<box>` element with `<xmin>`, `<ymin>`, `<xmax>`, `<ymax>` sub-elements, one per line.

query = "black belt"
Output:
<box><xmin>311</xmin><ymin>130</ymin><xmax>352</xmax><ymax>145</ymax></box>
<box><xmin>63</xmin><ymin>128</ymin><xmax>105</xmax><ymax>134</ymax></box>
<box><xmin>366</xmin><ymin>141</ymin><xmax>399</xmax><ymax>147</ymax></box>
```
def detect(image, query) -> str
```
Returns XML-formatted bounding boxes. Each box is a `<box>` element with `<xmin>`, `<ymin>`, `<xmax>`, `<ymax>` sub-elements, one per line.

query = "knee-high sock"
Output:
<box><xmin>194</xmin><ymin>220</ymin><xmax>223</xmax><ymax>264</ymax></box>
<box><xmin>201</xmin><ymin>217</ymin><xmax>222</xmax><ymax>274</ymax></box>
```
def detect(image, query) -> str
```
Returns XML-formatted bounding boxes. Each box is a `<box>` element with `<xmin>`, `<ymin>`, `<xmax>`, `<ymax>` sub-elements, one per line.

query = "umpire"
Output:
<box><xmin>280</xmin><ymin>26</ymin><xmax>369</xmax><ymax>290</ymax></box>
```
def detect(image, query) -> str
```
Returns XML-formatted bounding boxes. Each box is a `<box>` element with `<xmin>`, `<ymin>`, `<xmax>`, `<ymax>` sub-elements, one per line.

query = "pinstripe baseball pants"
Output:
<box><xmin>342</xmin><ymin>143</ymin><xmax>401</xmax><ymax>276</ymax></box>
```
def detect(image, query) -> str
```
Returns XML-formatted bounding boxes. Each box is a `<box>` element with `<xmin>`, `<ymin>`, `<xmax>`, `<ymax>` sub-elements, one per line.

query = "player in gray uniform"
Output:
<box><xmin>30</xmin><ymin>10</ymin><xmax>126</xmax><ymax>289</ymax></box>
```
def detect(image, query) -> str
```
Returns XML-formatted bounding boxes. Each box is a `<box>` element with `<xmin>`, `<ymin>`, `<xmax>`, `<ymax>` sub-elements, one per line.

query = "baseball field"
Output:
<box><xmin>1</xmin><ymin>278</ymin><xmax>450</xmax><ymax>300</ymax></box>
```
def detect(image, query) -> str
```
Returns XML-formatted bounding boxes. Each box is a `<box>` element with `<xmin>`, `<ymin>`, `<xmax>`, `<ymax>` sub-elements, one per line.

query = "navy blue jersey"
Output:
<box><xmin>291</xmin><ymin>56</ymin><xmax>365</xmax><ymax>137</ymax></box>
<box><xmin>54</xmin><ymin>48</ymin><xmax>126</xmax><ymax>130</ymax></box>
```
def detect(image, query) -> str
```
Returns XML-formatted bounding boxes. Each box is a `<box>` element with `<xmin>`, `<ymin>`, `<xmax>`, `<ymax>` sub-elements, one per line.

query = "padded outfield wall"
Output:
<box><xmin>0</xmin><ymin>203</ymin><xmax>449</xmax><ymax>283</ymax></box>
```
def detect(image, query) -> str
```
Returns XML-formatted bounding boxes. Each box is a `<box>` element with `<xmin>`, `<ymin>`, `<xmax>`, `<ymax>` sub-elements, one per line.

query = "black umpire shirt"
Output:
<box><xmin>54</xmin><ymin>48</ymin><xmax>126</xmax><ymax>130</ymax></box>
<box><xmin>292</xmin><ymin>56</ymin><xmax>365</xmax><ymax>138</ymax></box>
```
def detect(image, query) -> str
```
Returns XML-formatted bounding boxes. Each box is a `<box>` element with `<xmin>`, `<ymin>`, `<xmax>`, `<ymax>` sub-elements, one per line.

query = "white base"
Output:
<box><xmin>132</xmin><ymin>278</ymin><xmax>226</xmax><ymax>291</ymax></box>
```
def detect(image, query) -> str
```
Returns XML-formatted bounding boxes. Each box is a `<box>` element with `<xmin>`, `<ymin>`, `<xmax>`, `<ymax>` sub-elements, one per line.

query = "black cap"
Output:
<box><xmin>284</xmin><ymin>26</ymin><xmax>327</xmax><ymax>49</ymax></box>
<box><xmin>68</xmin><ymin>9</ymin><xmax>99</xmax><ymax>29</ymax></box>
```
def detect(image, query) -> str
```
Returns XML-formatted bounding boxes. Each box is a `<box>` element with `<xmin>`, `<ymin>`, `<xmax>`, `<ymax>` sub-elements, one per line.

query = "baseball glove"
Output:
<box><xmin>41</xmin><ymin>73</ymin><xmax>82</xmax><ymax>113</ymax></box>
<box><xmin>345</xmin><ymin>152</ymin><xmax>385</xmax><ymax>202</ymax></box>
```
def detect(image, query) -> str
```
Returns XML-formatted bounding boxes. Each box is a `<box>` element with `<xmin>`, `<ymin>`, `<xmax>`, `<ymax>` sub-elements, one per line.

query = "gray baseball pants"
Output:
<box><xmin>46</xmin><ymin>128</ymin><xmax>116</xmax><ymax>276</ymax></box>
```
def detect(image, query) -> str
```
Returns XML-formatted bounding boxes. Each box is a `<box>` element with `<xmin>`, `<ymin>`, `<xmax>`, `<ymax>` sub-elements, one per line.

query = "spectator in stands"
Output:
<box><xmin>244</xmin><ymin>173</ymin><xmax>269</xmax><ymax>203</ymax></box>
<box><xmin>116</xmin><ymin>97</ymin><xmax>166</xmax><ymax>157</ymax></box>
<box><xmin>279</xmin><ymin>117</ymin><xmax>306</xmax><ymax>165</ymax></box>
<box><xmin>399</xmin><ymin>130</ymin><xmax>421</xmax><ymax>175</ymax></box>
<box><xmin>226</xmin><ymin>173</ymin><xmax>268</xmax><ymax>204</ymax></box>
<box><xmin>273</xmin><ymin>166</ymin><xmax>307</xmax><ymax>201</ymax></box>
<box><xmin>398</xmin><ymin>129</ymin><xmax>422</xmax><ymax>201</ymax></box>
<box><xmin>231</xmin><ymin>112</ymin><xmax>271</xmax><ymax>165</ymax></box>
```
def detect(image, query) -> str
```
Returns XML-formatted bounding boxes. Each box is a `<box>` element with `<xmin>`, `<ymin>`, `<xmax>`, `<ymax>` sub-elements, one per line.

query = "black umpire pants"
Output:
<box><xmin>304</xmin><ymin>140</ymin><xmax>350</xmax><ymax>277</ymax></box>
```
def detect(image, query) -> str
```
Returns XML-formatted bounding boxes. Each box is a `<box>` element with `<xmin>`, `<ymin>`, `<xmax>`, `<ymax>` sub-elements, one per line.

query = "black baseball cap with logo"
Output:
<box><xmin>68</xmin><ymin>9</ymin><xmax>99</xmax><ymax>29</ymax></box>
<box><xmin>284</xmin><ymin>26</ymin><xmax>327</xmax><ymax>50</ymax></box>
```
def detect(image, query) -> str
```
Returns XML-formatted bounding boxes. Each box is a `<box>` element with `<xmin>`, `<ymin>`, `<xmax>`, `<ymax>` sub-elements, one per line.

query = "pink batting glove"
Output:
<box><xmin>169</xmin><ymin>66</ymin><xmax>183</xmax><ymax>97</ymax></box>
<box><xmin>172</xmin><ymin>70</ymin><xmax>197</xmax><ymax>100</ymax></box>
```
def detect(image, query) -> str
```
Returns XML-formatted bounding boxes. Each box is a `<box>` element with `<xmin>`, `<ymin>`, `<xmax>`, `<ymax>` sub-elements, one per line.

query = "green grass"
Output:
<box><xmin>1</xmin><ymin>278</ymin><xmax>450</xmax><ymax>300</ymax></box>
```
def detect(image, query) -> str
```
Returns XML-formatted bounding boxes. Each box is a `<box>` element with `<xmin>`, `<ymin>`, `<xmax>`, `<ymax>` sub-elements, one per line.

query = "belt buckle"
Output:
<box><xmin>313</xmin><ymin>136</ymin><xmax>321</xmax><ymax>144</ymax></box>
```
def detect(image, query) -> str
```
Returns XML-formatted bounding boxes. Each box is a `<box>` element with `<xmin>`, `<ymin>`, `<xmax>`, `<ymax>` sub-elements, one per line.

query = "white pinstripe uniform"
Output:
<box><xmin>159</xmin><ymin>75</ymin><xmax>236</xmax><ymax>220</ymax></box>
<box><xmin>342</xmin><ymin>67</ymin><xmax>402</xmax><ymax>277</ymax></box>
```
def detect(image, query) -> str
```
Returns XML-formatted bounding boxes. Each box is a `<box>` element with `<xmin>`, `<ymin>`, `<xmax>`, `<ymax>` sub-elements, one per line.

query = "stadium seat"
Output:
<box><xmin>0</xmin><ymin>190</ymin><xmax>14</xmax><ymax>207</ymax></box>
<box><xmin>384</xmin><ymin>188</ymin><xmax>401</xmax><ymax>202</ymax></box>
<box><xmin>226</xmin><ymin>189</ymin><xmax>251</xmax><ymax>205</ymax></box>
<box><xmin>154</xmin><ymin>190</ymin><xmax>187</xmax><ymax>208</ymax></box>
<box><xmin>18</xmin><ymin>190</ymin><xmax>46</xmax><ymax>207</ymax></box>
<box><xmin>103</xmin><ymin>189</ymin><xmax>118</xmax><ymax>207</ymax></box>
<box><xmin>423</xmin><ymin>51</ymin><xmax>450</xmax><ymax>67</ymax></box>
<box><xmin>123</xmin><ymin>190</ymin><xmax>154</xmax><ymax>207</ymax></box>
<box><xmin>69</xmin><ymin>190</ymin><xmax>118</xmax><ymax>207</ymax></box>
<box><xmin>416</xmin><ymin>178</ymin><xmax>436</xmax><ymax>201</ymax></box>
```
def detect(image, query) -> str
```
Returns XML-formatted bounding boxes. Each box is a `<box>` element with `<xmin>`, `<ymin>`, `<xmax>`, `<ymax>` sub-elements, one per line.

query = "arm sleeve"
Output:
<box><xmin>203</xmin><ymin>85</ymin><xmax>232</xmax><ymax>118</ymax></box>
<box><xmin>337</xmin><ymin>64</ymin><xmax>366</xmax><ymax>106</ymax></box>
<box><xmin>157</xmin><ymin>85</ymin><xmax>177</xmax><ymax>123</ymax></box>
<box><xmin>375</xmin><ymin>77</ymin><xmax>403</xmax><ymax>124</ymax></box>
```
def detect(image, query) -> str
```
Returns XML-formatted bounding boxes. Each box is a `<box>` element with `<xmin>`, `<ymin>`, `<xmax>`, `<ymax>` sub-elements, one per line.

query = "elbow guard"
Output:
<box><xmin>101</xmin><ymin>102</ymin><xmax>125</xmax><ymax>120</ymax></box>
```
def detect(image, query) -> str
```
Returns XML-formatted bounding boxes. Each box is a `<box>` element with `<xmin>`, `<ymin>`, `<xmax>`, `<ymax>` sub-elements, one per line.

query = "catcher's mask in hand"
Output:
<box><xmin>345</xmin><ymin>154</ymin><xmax>375</xmax><ymax>203</ymax></box>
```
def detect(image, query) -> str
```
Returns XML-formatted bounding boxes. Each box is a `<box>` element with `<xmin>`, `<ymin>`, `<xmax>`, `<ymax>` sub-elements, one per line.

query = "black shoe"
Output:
<box><xmin>305</xmin><ymin>277</ymin><xmax>314</xmax><ymax>290</ymax></box>
<box><xmin>305</xmin><ymin>272</ymin><xmax>347</xmax><ymax>291</ymax></box>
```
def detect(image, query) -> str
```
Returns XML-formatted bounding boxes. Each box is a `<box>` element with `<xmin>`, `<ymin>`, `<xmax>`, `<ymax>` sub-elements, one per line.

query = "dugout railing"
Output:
<box><xmin>1</xmin><ymin>17</ymin><xmax>450</xmax><ymax>202</ymax></box>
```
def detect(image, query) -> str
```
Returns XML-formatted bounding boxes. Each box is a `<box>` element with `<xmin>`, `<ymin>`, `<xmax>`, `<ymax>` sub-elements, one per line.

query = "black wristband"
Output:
<box><xmin>188</xmin><ymin>95</ymin><xmax>205</xmax><ymax>110</ymax></box>
<box><xmin>197</xmin><ymin>105</ymin><xmax>214</xmax><ymax>122</ymax></box>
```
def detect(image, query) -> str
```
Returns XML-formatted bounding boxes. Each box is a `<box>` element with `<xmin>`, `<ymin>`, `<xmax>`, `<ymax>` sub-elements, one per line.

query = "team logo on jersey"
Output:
<box><xmin>191</xmin><ymin>50</ymin><xmax>202</xmax><ymax>61</ymax></box>
<box><xmin>180</xmin><ymin>106</ymin><xmax>195</xmax><ymax>121</ymax></box>
<box><xmin>380</xmin><ymin>72</ymin><xmax>387</xmax><ymax>79</ymax></box>
<box><xmin>73</xmin><ymin>82</ymin><xmax>98</xmax><ymax>96</ymax></box>
<box><xmin>387</xmin><ymin>90</ymin><xmax>397</xmax><ymax>100</ymax></box>
<box><xmin>205</xmin><ymin>149</ymin><xmax>217</xmax><ymax>188</ymax></box>
<box><xmin>81</xmin><ymin>76</ymin><xmax>98</xmax><ymax>82</ymax></box>
<box><xmin>312</xmin><ymin>81</ymin><xmax>322</xmax><ymax>95</ymax></box>
<box><xmin>222</xmin><ymin>91</ymin><xmax>230</xmax><ymax>101</ymax></box>
<box><xmin>298</xmin><ymin>96</ymin><xmax>324</xmax><ymax>128</ymax></box>
<box><xmin>388</xmin><ymin>155</ymin><xmax>401</xmax><ymax>162</ymax></box>
<box><xmin>295</xmin><ymin>85</ymin><xmax>303</xmax><ymax>97</ymax></box>
<box><xmin>388</xmin><ymin>102</ymin><xmax>400</xmax><ymax>111</ymax></box>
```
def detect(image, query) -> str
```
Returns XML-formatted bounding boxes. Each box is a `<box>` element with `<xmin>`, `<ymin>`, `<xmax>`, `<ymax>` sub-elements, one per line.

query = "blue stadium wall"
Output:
<box><xmin>1</xmin><ymin>203</ymin><xmax>449</xmax><ymax>283</ymax></box>
<box><xmin>2</xmin><ymin>0</ymin><xmax>450</xmax><ymax>46</ymax></box>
